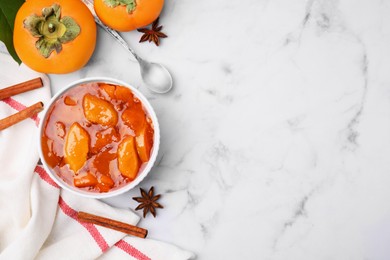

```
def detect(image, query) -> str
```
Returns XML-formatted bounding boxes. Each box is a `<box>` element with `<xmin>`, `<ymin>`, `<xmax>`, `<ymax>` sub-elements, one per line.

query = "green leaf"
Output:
<box><xmin>0</xmin><ymin>0</ymin><xmax>24</xmax><ymax>64</ymax></box>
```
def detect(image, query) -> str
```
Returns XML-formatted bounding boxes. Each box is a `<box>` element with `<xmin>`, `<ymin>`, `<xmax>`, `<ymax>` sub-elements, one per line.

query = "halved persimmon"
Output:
<box><xmin>94</xmin><ymin>0</ymin><xmax>164</xmax><ymax>31</ymax></box>
<box><xmin>13</xmin><ymin>0</ymin><xmax>96</xmax><ymax>73</ymax></box>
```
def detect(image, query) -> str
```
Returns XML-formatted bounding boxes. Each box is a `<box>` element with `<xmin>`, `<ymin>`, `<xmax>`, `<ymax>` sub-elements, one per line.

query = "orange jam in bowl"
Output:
<box><xmin>38</xmin><ymin>78</ymin><xmax>159</xmax><ymax>198</ymax></box>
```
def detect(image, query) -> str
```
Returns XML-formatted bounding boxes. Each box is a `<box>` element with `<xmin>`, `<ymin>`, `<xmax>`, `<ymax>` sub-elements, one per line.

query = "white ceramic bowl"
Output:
<box><xmin>38</xmin><ymin>77</ymin><xmax>160</xmax><ymax>199</ymax></box>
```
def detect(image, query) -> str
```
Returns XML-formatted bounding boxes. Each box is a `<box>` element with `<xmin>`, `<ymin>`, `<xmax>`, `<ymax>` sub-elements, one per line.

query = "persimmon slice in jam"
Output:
<box><xmin>136</xmin><ymin>120</ymin><xmax>154</xmax><ymax>162</ymax></box>
<box><xmin>100</xmin><ymin>83</ymin><xmax>134</xmax><ymax>103</ymax></box>
<box><xmin>64</xmin><ymin>122</ymin><xmax>90</xmax><ymax>172</ymax></box>
<box><xmin>122</xmin><ymin>108</ymin><xmax>146</xmax><ymax>135</ymax></box>
<box><xmin>117</xmin><ymin>136</ymin><xmax>140</xmax><ymax>180</ymax></box>
<box><xmin>41</xmin><ymin>82</ymin><xmax>154</xmax><ymax>193</ymax></box>
<box><xmin>64</xmin><ymin>96</ymin><xmax>77</xmax><ymax>106</ymax></box>
<box><xmin>83</xmin><ymin>94</ymin><xmax>118</xmax><ymax>126</ymax></box>
<box><xmin>74</xmin><ymin>172</ymin><xmax>98</xmax><ymax>188</ymax></box>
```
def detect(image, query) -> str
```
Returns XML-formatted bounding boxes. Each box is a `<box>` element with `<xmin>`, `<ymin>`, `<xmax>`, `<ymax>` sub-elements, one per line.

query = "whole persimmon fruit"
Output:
<box><xmin>13</xmin><ymin>0</ymin><xmax>96</xmax><ymax>74</ymax></box>
<box><xmin>94</xmin><ymin>0</ymin><xmax>164</xmax><ymax>31</ymax></box>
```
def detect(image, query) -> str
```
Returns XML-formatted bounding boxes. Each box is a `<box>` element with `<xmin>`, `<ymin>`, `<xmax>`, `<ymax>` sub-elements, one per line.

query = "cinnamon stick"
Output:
<box><xmin>0</xmin><ymin>102</ymin><xmax>44</xmax><ymax>131</ymax></box>
<box><xmin>77</xmin><ymin>211</ymin><xmax>148</xmax><ymax>238</ymax></box>
<box><xmin>0</xmin><ymin>78</ymin><xmax>43</xmax><ymax>100</ymax></box>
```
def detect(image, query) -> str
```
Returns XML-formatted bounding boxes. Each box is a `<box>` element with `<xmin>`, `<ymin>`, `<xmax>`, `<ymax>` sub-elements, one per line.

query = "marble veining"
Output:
<box><xmin>36</xmin><ymin>0</ymin><xmax>390</xmax><ymax>259</ymax></box>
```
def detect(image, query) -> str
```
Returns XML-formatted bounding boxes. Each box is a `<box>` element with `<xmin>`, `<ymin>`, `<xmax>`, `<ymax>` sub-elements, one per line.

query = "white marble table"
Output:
<box><xmin>48</xmin><ymin>0</ymin><xmax>390</xmax><ymax>259</ymax></box>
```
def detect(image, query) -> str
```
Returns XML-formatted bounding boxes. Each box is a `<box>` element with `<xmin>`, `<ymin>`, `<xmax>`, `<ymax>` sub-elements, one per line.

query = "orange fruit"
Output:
<box><xmin>13</xmin><ymin>0</ymin><xmax>96</xmax><ymax>73</ymax></box>
<box><xmin>94</xmin><ymin>0</ymin><xmax>164</xmax><ymax>31</ymax></box>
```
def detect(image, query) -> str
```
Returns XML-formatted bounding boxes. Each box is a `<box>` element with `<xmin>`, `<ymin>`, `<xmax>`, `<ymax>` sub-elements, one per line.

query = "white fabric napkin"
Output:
<box><xmin>0</xmin><ymin>53</ymin><xmax>195</xmax><ymax>260</ymax></box>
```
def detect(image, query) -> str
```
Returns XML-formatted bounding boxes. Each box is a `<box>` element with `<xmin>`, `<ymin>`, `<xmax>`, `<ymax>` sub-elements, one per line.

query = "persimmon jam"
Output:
<box><xmin>41</xmin><ymin>82</ymin><xmax>154</xmax><ymax>193</ymax></box>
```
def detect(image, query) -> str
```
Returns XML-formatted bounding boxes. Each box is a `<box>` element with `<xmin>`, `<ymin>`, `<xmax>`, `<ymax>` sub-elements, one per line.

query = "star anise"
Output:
<box><xmin>132</xmin><ymin>186</ymin><xmax>163</xmax><ymax>218</ymax></box>
<box><xmin>137</xmin><ymin>18</ymin><xmax>167</xmax><ymax>46</ymax></box>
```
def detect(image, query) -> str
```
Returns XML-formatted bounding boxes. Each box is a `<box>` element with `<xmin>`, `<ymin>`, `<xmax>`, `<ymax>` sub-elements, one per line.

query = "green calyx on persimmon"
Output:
<box><xmin>103</xmin><ymin>0</ymin><xmax>137</xmax><ymax>13</ymax></box>
<box><xmin>23</xmin><ymin>4</ymin><xmax>80</xmax><ymax>58</ymax></box>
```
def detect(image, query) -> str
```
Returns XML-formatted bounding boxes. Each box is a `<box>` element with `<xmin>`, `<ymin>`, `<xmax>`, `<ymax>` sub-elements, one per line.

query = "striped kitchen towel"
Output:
<box><xmin>0</xmin><ymin>52</ymin><xmax>195</xmax><ymax>260</ymax></box>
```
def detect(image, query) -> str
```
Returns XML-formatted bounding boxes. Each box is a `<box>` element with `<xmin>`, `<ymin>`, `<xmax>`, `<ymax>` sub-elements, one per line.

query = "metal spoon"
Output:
<box><xmin>82</xmin><ymin>0</ymin><xmax>173</xmax><ymax>94</ymax></box>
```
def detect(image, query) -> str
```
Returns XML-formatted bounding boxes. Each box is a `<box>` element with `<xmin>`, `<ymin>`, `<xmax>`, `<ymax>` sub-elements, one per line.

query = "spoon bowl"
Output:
<box><xmin>139</xmin><ymin>61</ymin><xmax>173</xmax><ymax>94</ymax></box>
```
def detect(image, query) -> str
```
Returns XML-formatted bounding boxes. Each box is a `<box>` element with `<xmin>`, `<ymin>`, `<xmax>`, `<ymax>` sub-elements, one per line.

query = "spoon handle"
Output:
<box><xmin>81</xmin><ymin>0</ymin><xmax>141</xmax><ymax>61</ymax></box>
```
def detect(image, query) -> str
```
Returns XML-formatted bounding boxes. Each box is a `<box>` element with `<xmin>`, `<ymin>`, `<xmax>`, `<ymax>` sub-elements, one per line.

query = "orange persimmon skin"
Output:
<box><xmin>94</xmin><ymin>0</ymin><xmax>164</xmax><ymax>31</ymax></box>
<box><xmin>13</xmin><ymin>0</ymin><xmax>96</xmax><ymax>74</ymax></box>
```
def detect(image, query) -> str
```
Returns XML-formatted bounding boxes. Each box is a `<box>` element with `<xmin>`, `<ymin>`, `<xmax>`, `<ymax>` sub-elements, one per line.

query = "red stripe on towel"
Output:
<box><xmin>34</xmin><ymin>165</ymin><xmax>59</xmax><ymax>188</ymax></box>
<box><xmin>58</xmin><ymin>196</ymin><xmax>110</xmax><ymax>252</ymax></box>
<box><xmin>34</xmin><ymin>156</ymin><xmax>149</xmax><ymax>258</ymax></box>
<box><xmin>2</xmin><ymin>97</ymin><xmax>25</xmax><ymax>111</ymax></box>
<box><xmin>2</xmin><ymin>97</ymin><xmax>40</xmax><ymax>125</ymax></box>
<box><xmin>115</xmin><ymin>240</ymin><xmax>151</xmax><ymax>260</ymax></box>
